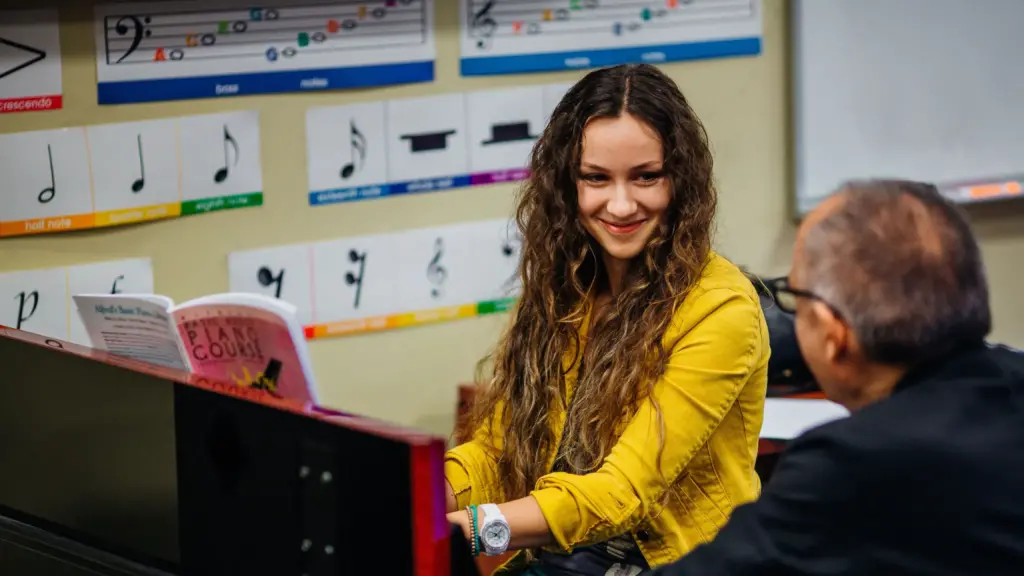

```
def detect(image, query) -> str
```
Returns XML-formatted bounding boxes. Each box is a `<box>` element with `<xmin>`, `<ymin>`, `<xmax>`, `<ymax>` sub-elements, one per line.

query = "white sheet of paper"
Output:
<box><xmin>466</xmin><ymin>85</ymin><xmax>544</xmax><ymax>173</ymax></box>
<box><xmin>306</xmin><ymin>100</ymin><xmax>388</xmax><ymax>191</ymax></box>
<box><xmin>227</xmin><ymin>243</ymin><xmax>315</xmax><ymax>326</ymax></box>
<box><xmin>178</xmin><ymin>110</ymin><xmax>263</xmax><ymax>202</ymax></box>
<box><xmin>0</xmin><ymin>127</ymin><xmax>93</xmax><ymax>225</ymax></box>
<box><xmin>66</xmin><ymin>258</ymin><xmax>154</xmax><ymax>345</ymax></box>
<box><xmin>0</xmin><ymin>265</ymin><xmax>69</xmax><ymax>340</ymax></box>
<box><xmin>386</xmin><ymin>93</ymin><xmax>468</xmax><ymax>182</ymax></box>
<box><xmin>87</xmin><ymin>118</ymin><xmax>179</xmax><ymax>212</ymax></box>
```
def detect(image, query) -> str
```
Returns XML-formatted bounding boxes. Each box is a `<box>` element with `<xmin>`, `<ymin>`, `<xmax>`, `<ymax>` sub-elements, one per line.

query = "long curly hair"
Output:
<box><xmin>461</xmin><ymin>63</ymin><xmax>718</xmax><ymax>504</ymax></box>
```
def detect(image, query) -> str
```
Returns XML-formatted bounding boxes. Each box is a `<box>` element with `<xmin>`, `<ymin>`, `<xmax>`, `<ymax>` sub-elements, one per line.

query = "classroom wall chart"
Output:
<box><xmin>228</xmin><ymin>218</ymin><xmax>522</xmax><ymax>339</ymax></box>
<box><xmin>306</xmin><ymin>81</ymin><xmax>574</xmax><ymax>206</ymax></box>
<box><xmin>0</xmin><ymin>9</ymin><xmax>63</xmax><ymax>114</ymax></box>
<box><xmin>0</xmin><ymin>110</ymin><xmax>263</xmax><ymax>238</ymax></box>
<box><xmin>459</xmin><ymin>0</ymin><xmax>762</xmax><ymax>76</ymax></box>
<box><xmin>93</xmin><ymin>0</ymin><xmax>436</xmax><ymax>104</ymax></box>
<box><xmin>0</xmin><ymin>258</ymin><xmax>153</xmax><ymax>347</ymax></box>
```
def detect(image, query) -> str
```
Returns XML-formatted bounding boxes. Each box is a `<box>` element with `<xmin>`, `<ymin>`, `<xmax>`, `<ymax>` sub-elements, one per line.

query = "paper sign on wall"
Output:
<box><xmin>0</xmin><ymin>258</ymin><xmax>153</xmax><ymax>346</ymax></box>
<box><xmin>0</xmin><ymin>9</ymin><xmax>63</xmax><ymax>113</ymax></box>
<box><xmin>0</xmin><ymin>110</ymin><xmax>263</xmax><ymax>238</ymax></box>
<box><xmin>229</xmin><ymin>218</ymin><xmax>522</xmax><ymax>339</ymax></box>
<box><xmin>306</xmin><ymin>82</ymin><xmax>572</xmax><ymax>206</ymax></box>
<box><xmin>93</xmin><ymin>1</ymin><xmax>436</xmax><ymax>104</ymax></box>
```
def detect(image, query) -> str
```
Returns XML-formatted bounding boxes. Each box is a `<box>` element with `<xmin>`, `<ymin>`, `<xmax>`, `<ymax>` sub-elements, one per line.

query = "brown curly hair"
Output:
<box><xmin>460</xmin><ymin>63</ymin><xmax>718</xmax><ymax>504</ymax></box>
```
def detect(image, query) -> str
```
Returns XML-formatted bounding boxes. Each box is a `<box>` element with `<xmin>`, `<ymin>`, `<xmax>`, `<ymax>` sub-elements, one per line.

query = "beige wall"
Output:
<box><xmin>2</xmin><ymin>1</ymin><xmax>1021</xmax><ymax>436</ymax></box>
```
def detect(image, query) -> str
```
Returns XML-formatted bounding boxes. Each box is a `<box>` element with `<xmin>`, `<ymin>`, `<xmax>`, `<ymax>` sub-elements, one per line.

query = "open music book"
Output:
<box><xmin>72</xmin><ymin>292</ymin><xmax>317</xmax><ymax>404</ymax></box>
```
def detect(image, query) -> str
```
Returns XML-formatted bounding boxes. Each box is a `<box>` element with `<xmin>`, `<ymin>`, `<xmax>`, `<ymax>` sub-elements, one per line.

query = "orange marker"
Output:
<box><xmin>185</xmin><ymin>34</ymin><xmax>197</xmax><ymax>46</ymax></box>
<box><xmin>667</xmin><ymin>0</ymin><xmax>678</xmax><ymax>7</ymax></box>
<box><xmin>513</xmin><ymin>21</ymin><xmax>523</xmax><ymax>33</ymax></box>
<box><xmin>153</xmin><ymin>47</ymin><xmax>166</xmax><ymax>61</ymax></box>
<box><xmin>543</xmin><ymin>9</ymin><xmax>552</xmax><ymax>20</ymax></box>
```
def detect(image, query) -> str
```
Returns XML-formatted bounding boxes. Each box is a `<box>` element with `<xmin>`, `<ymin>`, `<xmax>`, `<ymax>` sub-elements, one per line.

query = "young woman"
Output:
<box><xmin>446</xmin><ymin>64</ymin><xmax>769</xmax><ymax>575</ymax></box>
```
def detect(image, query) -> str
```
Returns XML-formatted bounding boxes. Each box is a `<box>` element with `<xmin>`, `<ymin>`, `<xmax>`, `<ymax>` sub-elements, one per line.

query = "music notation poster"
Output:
<box><xmin>93</xmin><ymin>1</ymin><xmax>436</xmax><ymax>105</ymax></box>
<box><xmin>228</xmin><ymin>218</ymin><xmax>522</xmax><ymax>339</ymax></box>
<box><xmin>305</xmin><ymin>82</ymin><xmax>571</xmax><ymax>206</ymax></box>
<box><xmin>0</xmin><ymin>258</ymin><xmax>153</xmax><ymax>346</ymax></box>
<box><xmin>0</xmin><ymin>9</ymin><xmax>63</xmax><ymax>114</ymax></box>
<box><xmin>0</xmin><ymin>110</ymin><xmax>263</xmax><ymax>238</ymax></box>
<box><xmin>459</xmin><ymin>0</ymin><xmax>762</xmax><ymax>76</ymax></box>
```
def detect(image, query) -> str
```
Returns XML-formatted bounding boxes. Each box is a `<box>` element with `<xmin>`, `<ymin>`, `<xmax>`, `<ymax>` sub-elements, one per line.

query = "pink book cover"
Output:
<box><xmin>173</xmin><ymin>303</ymin><xmax>317</xmax><ymax>405</ymax></box>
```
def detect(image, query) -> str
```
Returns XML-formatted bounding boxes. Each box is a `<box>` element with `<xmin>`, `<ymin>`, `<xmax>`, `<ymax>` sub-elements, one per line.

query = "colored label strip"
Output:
<box><xmin>303</xmin><ymin>297</ymin><xmax>517</xmax><ymax>340</ymax></box>
<box><xmin>0</xmin><ymin>192</ymin><xmax>262</xmax><ymax>238</ymax></box>
<box><xmin>309</xmin><ymin>169</ymin><xmax>529</xmax><ymax>206</ymax></box>
<box><xmin>0</xmin><ymin>94</ymin><xmax>63</xmax><ymax>114</ymax></box>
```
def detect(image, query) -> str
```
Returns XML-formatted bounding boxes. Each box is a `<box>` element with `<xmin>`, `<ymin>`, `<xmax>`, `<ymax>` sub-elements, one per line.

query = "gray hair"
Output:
<box><xmin>801</xmin><ymin>179</ymin><xmax>991</xmax><ymax>364</ymax></box>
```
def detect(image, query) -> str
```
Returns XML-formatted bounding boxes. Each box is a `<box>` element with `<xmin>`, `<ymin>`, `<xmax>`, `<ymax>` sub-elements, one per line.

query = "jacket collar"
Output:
<box><xmin>893</xmin><ymin>340</ymin><xmax>998</xmax><ymax>394</ymax></box>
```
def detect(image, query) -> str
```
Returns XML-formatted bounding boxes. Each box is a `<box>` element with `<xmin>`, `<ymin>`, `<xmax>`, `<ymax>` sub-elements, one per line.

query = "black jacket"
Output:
<box><xmin>652</xmin><ymin>342</ymin><xmax>1024</xmax><ymax>575</ymax></box>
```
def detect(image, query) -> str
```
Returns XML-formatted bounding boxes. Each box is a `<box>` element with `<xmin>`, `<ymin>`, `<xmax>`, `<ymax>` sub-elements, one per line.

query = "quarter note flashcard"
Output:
<box><xmin>227</xmin><ymin>243</ymin><xmax>314</xmax><ymax>326</ymax></box>
<box><xmin>0</xmin><ymin>9</ymin><xmax>63</xmax><ymax>113</ymax></box>
<box><xmin>0</xmin><ymin>266</ymin><xmax>71</xmax><ymax>339</ymax></box>
<box><xmin>87</xmin><ymin>118</ymin><xmax>179</xmax><ymax>224</ymax></box>
<box><xmin>467</xmin><ymin>85</ymin><xmax>543</xmax><ymax>175</ymax></box>
<box><xmin>306</xmin><ymin>100</ymin><xmax>388</xmax><ymax>203</ymax></box>
<box><xmin>66</xmin><ymin>257</ymin><xmax>154</xmax><ymax>345</ymax></box>
<box><xmin>0</xmin><ymin>127</ymin><xmax>93</xmax><ymax>236</ymax></box>
<box><xmin>458</xmin><ymin>0</ymin><xmax>763</xmax><ymax>76</ymax></box>
<box><xmin>387</xmin><ymin>92</ymin><xmax>469</xmax><ymax>183</ymax></box>
<box><xmin>178</xmin><ymin>110</ymin><xmax>264</xmax><ymax>214</ymax></box>
<box><xmin>312</xmin><ymin>233</ymin><xmax>399</xmax><ymax>330</ymax></box>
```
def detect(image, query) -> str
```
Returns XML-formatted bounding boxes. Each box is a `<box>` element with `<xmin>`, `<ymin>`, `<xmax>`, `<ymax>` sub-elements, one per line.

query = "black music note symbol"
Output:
<box><xmin>340</xmin><ymin>120</ymin><xmax>367</xmax><ymax>180</ymax></box>
<box><xmin>110</xmin><ymin>275</ymin><xmax>124</xmax><ymax>294</ymax></box>
<box><xmin>38</xmin><ymin>144</ymin><xmax>55</xmax><ymax>204</ymax></box>
<box><xmin>131</xmin><ymin>134</ymin><xmax>145</xmax><ymax>193</ymax></box>
<box><xmin>426</xmin><ymin>237</ymin><xmax>446</xmax><ymax>299</ymax></box>
<box><xmin>113</xmin><ymin>15</ymin><xmax>152</xmax><ymax>63</ymax></box>
<box><xmin>214</xmin><ymin>125</ymin><xmax>239</xmax><ymax>184</ymax></box>
<box><xmin>471</xmin><ymin>0</ymin><xmax>498</xmax><ymax>49</ymax></box>
<box><xmin>257</xmin><ymin>266</ymin><xmax>285</xmax><ymax>298</ymax></box>
<box><xmin>14</xmin><ymin>290</ymin><xmax>39</xmax><ymax>330</ymax></box>
<box><xmin>344</xmin><ymin>249</ymin><xmax>368</xmax><ymax>308</ymax></box>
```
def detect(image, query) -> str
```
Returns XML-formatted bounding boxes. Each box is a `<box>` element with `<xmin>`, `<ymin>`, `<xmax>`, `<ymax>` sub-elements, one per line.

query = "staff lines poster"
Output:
<box><xmin>94</xmin><ymin>0</ymin><xmax>435</xmax><ymax>104</ymax></box>
<box><xmin>459</xmin><ymin>0</ymin><xmax>762</xmax><ymax>75</ymax></box>
<box><xmin>0</xmin><ymin>9</ymin><xmax>63</xmax><ymax>113</ymax></box>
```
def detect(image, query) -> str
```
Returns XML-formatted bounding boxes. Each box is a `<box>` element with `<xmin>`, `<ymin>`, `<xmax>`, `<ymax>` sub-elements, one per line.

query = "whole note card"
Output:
<box><xmin>93</xmin><ymin>1</ymin><xmax>437</xmax><ymax>105</ymax></box>
<box><xmin>459</xmin><ymin>0</ymin><xmax>763</xmax><ymax>76</ymax></box>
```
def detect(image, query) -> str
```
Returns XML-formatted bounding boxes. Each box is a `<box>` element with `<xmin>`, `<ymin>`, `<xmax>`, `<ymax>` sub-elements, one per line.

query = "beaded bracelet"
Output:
<box><xmin>465</xmin><ymin>505</ymin><xmax>479</xmax><ymax>557</ymax></box>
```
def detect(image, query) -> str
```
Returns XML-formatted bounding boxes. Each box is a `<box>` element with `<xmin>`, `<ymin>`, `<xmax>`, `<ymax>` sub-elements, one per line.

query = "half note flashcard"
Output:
<box><xmin>466</xmin><ymin>85</ymin><xmax>543</xmax><ymax>177</ymax></box>
<box><xmin>66</xmin><ymin>257</ymin><xmax>154</xmax><ymax>345</ymax></box>
<box><xmin>93</xmin><ymin>1</ymin><xmax>436</xmax><ymax>105</ymax></box>
<box><xmin>228</xmin><ymin>243</ymin><xmax>314</xmax><ymax>326</ymax></box>
<box><xmin>386</xmin><ymin>93</ymin><xmax>468</xmax><ymax>183</ymax></box>
<box><xmin>178</xmin><ymin>110</ymin><xmax>263</xmax><ymax>214</ymax></box>
<box><xmin>87</xmin><ymin>118</ymin><xmax>180</xmax><ymax>225</ymax></box>
<box><xmin>0</xmin><ymin>9</ymin><xmax>63</xmax><ymax>113</ymax></box>
<box><xmin>306</xmin><ymin>100</ymin><xmax>389</xmax><ymax>205</ymax></box>
<box><xmin>0</xmin><ymin>266</ymin><xmax>69</xmax><ymax>340</ymax></box>
<box><xmin>0</xmin><ymin>127</ymin><xmax>93</xmax><ymax>236</ymax></box>
<box><xmin>459</xmin><ymin>0</ymin><xmax>762</xmax><ymax>76</ymax></box>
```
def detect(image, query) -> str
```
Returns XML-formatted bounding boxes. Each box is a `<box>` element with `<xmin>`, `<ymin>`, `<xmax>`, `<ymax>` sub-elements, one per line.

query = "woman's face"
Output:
<box><xmin>577</xmin><ymin>112</ymin><xmax>671</xmax><ymax>265</ymax></box>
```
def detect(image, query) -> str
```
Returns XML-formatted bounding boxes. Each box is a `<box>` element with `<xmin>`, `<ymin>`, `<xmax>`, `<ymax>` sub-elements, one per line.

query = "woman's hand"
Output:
<box><xmin>444</xmin><ymin>496</ymin><xmax>554</xmax><ymax>552</ymax></box>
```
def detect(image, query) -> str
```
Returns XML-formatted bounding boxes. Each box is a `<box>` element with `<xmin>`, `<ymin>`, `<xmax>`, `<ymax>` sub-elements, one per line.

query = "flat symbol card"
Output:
<box><xmin>459</xmin><ymin>0</ymin><xmax>763</xmax><ymax>75</ymax></box>
<box><xmin>0</xmin><ymin>9</ymin><xmax>63</xmax><ymax>113</ymax></box>
<box><xmin>93</xmin><ymin>0</ymin><xmax>436</xmax><ymax>104</ymax></box>
<box><xmin>0</xmin><ymin>110</ymin><xmax>263</xmax><ymax>238</ymax></box>
<box><xmin>228</xmin><ymin>218</ymin><xmax>522</xmax><ymax>339</ymax></box>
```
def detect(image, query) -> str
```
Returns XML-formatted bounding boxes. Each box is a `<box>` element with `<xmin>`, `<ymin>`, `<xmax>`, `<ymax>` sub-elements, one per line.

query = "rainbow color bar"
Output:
<box><xmin>303</xmin><ymin>297</ymin><xmax>517</xmax><ymax>340</ymax></box>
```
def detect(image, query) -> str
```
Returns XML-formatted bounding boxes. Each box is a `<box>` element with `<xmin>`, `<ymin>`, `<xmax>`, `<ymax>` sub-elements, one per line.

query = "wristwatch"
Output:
<box><xmin>478</xmin><ymin>503</ymin><xmax>511</xmax><ymax>556</ymax></box>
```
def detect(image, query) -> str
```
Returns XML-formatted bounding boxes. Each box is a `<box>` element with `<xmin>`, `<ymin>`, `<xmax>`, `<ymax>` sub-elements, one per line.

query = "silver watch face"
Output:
<box><xmin>483</xmin><ymin>522</ymin><xmax>510</xmax><ymax>548</ymax></box>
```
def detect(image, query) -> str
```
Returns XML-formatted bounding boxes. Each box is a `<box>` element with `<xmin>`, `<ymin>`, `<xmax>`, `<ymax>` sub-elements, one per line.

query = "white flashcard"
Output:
<box><xmin>312</xmin><ymin>233</ymin><xmax>399</xmax><ymax>322</ymax></box>
<box><xmin>543</xmin><ymin>82</ymin><xmax>575</xmax><ymax>124</ymax></box>
<box><xmin>0</xmin><ymin>265</ymin><xmax>69</xmax><ymax>340</ymax></box>
<box><xmin>0</xmin><ymin>9</ymin><xmax>63</xmax><ymax>110</ymax></box>
<box><xmin>307</xmin><ymin>100</ymin><xmax>388</xmax><ymax>191</ymax></box>
<box><xmin>0</xmin><ymin>127</ymin><xmax>92</xmax><ymax>223</ymax></box>
<box><xmin>228</xmin><ymin>243</ymin><xmax>314</xmax><ymax>326</ymax></box>
<box><xmin>87</xmin><ymin>118</ymin><xmax>179</xmax><ymax>212</ymax></box>
<box><xmin>178</xmin><ymin>110</ymin><xmax>263</xmax><ymax>202</ymax></box>
<box><xmin>386</xmin><ymin>92</ymin><xmax>468</xmax><ymax>182</ymax></box>
<box><xmin>473</xmin><ymin>218</ymin><xmax>523</xmax><ymax>301</ymax></box>
<box><xmin>66</xmin><ymin>257</ymin><xmax>155</xmax><ymax>345</ymax></box>
<box><xmin>393</xmin><ymin>222</ymin><xmax>485</xmax><ymax>313</ymax></box>
<box><xmin>466</xmin><ymin>85</ymin><xmax>544</xmax><ymax>173</ymax></box>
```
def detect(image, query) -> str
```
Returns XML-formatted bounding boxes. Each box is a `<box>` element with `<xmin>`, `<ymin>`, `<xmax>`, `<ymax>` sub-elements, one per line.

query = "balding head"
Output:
<box><xmin>793</xmin><ymin>179</ymin><xmax>991</xmax><ymax>365</ymax></box>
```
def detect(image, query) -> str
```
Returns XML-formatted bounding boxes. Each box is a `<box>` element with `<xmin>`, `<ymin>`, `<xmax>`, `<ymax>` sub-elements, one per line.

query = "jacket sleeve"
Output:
<box><xmin>445</xmin><ymin>400</ymin><xmax>506</xmax><ymax>510</ymax></box>
<box><xmin>649</xmin><ymin>426</ymin><xmax>860</xmax><ymax>575</ymax></box>
<box><xmin>529</xmin><ymin>287</ymin><xmax>766</xmax><ymax>551</ymax></box>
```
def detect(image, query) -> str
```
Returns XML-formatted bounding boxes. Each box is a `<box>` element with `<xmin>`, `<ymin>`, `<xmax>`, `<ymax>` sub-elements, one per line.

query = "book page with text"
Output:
<box><xmin>72</xmin><ymin>294</ymin><xmax>190</xmax><ymax>372</ymax></box>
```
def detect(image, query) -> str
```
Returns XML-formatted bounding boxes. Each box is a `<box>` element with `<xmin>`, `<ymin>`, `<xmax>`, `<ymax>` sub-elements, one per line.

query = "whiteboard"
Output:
<box><xmin>792</xmin><ymin>0</ymin><xmax>1024</xmax><ymax>215</ymax></box>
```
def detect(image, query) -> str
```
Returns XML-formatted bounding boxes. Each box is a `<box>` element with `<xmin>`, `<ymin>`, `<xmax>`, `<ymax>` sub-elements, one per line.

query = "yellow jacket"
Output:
<box><xmin>446</xmin><ymin>253</ymin><xmax>769</xmax><ymax>569</ymax></box>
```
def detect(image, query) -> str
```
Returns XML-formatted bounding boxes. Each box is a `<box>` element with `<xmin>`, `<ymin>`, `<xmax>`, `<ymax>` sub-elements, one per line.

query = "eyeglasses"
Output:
<box><xmin>768</xmin><ymin>277</ymin><xmax>844</xmax><ymax>320</ymax></box>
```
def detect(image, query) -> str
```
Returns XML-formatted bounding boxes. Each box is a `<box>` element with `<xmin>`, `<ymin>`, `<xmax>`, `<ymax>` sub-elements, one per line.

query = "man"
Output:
<box><xmin>652</xmin><ymin>179</ymin><xmax>1024</xmax><ymax>575</ymax></box>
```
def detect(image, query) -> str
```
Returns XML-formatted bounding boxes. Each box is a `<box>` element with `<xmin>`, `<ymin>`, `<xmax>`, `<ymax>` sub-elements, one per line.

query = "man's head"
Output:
<box><xmin>788</xmin><ymin>179</ymin><xmax>991</xmax><ymax>409</ymax></box>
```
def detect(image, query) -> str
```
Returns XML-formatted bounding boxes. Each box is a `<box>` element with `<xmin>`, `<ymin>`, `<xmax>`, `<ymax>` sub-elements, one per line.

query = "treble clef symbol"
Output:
<box><xmin>426</xmin><ymin>237</ymin><xmax>446</xmax><ymax>299</ymax></box>
<box><xmin>471</xmin><ymin>0</ymin><xmax>498</xmax><ymax>50</ymax></box>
